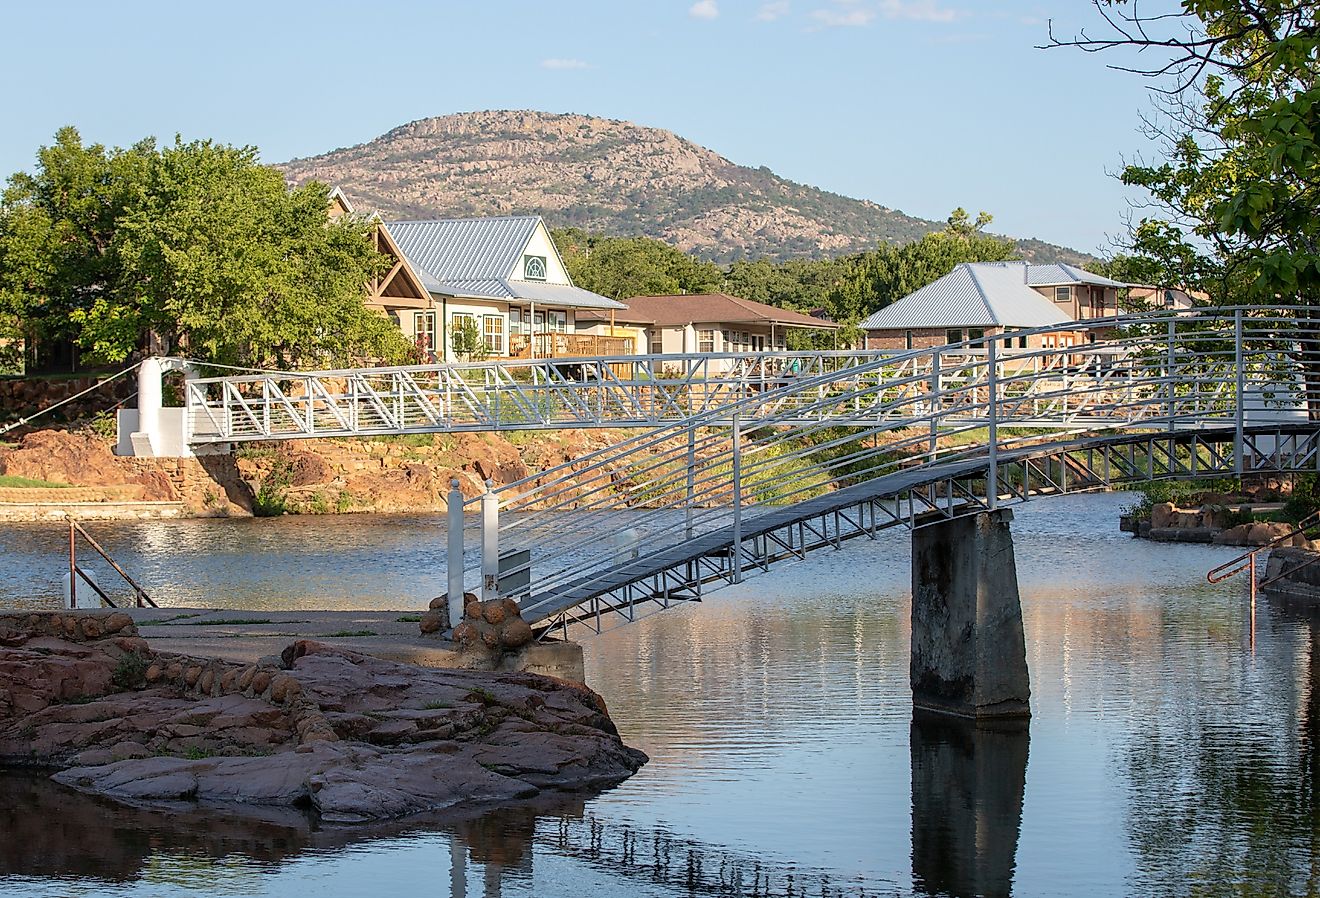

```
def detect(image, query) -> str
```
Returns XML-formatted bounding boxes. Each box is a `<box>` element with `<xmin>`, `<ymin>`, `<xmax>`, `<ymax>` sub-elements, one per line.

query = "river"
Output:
<box><xmin>0</xmin><ymin>492</ymin><xmax>1316</xmax><ymax>897</ymax></box>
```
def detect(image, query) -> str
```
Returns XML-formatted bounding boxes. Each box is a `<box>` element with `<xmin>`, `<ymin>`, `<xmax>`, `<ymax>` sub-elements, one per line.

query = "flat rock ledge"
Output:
<box><xmin>0</xmin><ymin>611</ymin><xmax>646</xmax><ymax>824</ymax></box>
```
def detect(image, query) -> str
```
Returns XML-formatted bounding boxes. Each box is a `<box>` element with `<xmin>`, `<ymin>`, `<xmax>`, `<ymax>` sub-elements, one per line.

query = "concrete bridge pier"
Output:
<box><xmin>910</xmin><ymin>509</ymin><xmax>1031</xmax><ymax>719</ymax></box>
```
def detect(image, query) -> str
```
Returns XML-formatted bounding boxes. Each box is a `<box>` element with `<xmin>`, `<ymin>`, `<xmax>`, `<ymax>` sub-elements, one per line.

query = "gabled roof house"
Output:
<box><xmin>859</xmin><ymin>263</ymin><xmax>1075</xmax><ymax>350</ymax></box>
<box><xmin>353</xmin><ymin>210</ymin><xmax>626</xmax><ymax>362</ymax></box>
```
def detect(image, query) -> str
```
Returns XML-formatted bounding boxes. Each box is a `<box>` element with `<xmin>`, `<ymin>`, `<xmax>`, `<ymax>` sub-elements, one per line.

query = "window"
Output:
<box><xmin>967</xmin><ymin>328</ymin><xmax>985</xmax><ymax>343</ymax></box>
<box><xmin>547</xmin><ymin>310</ymin><xmax>568</xmax><ymax>333</ymax></box>
<box><xmin>451</xmin><ymin>313</ymin><xmax>477</xmax><ymax>352</ymax></box>
<box><xmin>523</xmin><ymin>255</ymin><xmax>547</xmax><ymax>281</ymax></box>
<box><xmin>722</xmin><ymin>329</ymin><xmax>732</xmax><ymax>349</ymax></box>
<box><xmin>1018</xmin><ymin>332</ymin><xmax>1028</xmax><ymax>349</ymax></box>
<box><xmin>904</xmin><ymin>330</ymin><xmax>914</xmax><ymax>350</ymax></box>
<box><xmin>413</xmin><ymin>311</ymin><xmax>436</xmax><ymax>353</ymax></box>
<box><xmin>509</xmin><ymin>308</ymin><xmax>524</xmax><ymax>335</ymax></box>
<box><xmin>533</xmin><ymin>311</ymin><xmax>545</xmax><ymax>332</ymax></box>
<box><xmin>483</xmin><ymin>315</ymin><xmax>505</xmax><ymax>354</ymax></box>
<box><xmin>650</xmin><ymin>331</ymin><xmax>663</xmax><ymax>355</ymax></box>
<box><xmin>1054</xmin><ymin>286</ymin><xmax>1073</xmax><ymax>304</ymax></box>
<box><xmin>945</xmin><ymin>328</ymin><xmax>964</xmax><ymax>345</ymax></box>
<box><xmin>1164</xmin><ymin>289</ymin><xmax>1177</xmax><ymax>308</ymax></box>
<box><xmin>698</xmin><ymin>329</ymin><xmax>716</xmax><ymax>353</ymax></box>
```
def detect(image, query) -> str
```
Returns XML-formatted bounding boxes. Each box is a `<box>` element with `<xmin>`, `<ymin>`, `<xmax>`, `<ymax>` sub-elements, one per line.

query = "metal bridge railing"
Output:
<box><xmin>446</xmin><ymin>306</ymin><xmax>1320</xmax><ymax>631</ymax></box>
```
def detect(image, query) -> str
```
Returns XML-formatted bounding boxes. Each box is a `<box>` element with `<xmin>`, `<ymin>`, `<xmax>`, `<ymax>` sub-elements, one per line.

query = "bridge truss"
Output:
<box><xmin>178</xmin><ymin>306</ymin><xmax>1320</xmax><ymax>637</ymax></box>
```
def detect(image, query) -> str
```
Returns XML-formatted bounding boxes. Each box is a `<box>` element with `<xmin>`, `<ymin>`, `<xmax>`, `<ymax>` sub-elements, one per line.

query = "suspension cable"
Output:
<box><xmin>0</xmin><ymin>362</ymin><xmax>142</xmax><ymax>436</ymax></box>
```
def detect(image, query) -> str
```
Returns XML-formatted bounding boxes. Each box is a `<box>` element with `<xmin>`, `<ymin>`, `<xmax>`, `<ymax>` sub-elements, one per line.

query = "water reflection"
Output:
<box><xmin>910</xmin><ymin>715</ymin><xmax>1028</xmax><ymax>898</ymax></box>
<box><xmin>0</xmin><ymin>774</ymin><xmax>898</xmax><ymax>897</ymax></box>
<box><xmin>5</xmin><ymin>494</ymin><xmax>1320</xmax><ymax>896</ymax></box>
<box><xmin>1121</xmin><ymin>594</ymin><xmax>1320</xmax><ymax>897</ymax></box>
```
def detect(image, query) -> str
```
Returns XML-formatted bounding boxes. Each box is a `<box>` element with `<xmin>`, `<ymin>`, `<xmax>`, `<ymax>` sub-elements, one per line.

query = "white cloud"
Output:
<box><xmin>756</xmin><ymin>1</ymin><xmax>790</xmax><ymax>21</ymax></box>
<box><xmin>810</xmin><ymin>4</ymin><xmax>874</xmax><ymax>27</ymax></box>
<box><xmin>689</xmin><ymin>0</ymin><xmax>719</xmax><ymax>20</ymax></box>
<box><xmin>809</xmin><ymin>0</ymin><xmax>956</xmax><ymax>28</ymax></box>
<box><xmin>879</xmin><ymin>0</ymin><xmax>956</xmax><ymax>23</ymax></box>
<box><xmin>541</xmin><ymin>58</ymin><xmax>590</xmax><ymax>70</ymax></box>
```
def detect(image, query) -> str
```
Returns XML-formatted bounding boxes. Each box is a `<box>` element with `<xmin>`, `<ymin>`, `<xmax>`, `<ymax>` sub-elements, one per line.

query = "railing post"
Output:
<box><xmin>447</xmin><ymin>479</ymin><xmax>465</xmax><ymax>628</ymax></box>
<box><xmin>987</xmin><ymin>336</ymin><xmax>999</xmax><ymax>510</ymax></box>
<box><xmin>68</xmin><ymin>520</ymin><xmax>77</xmax><ymax>610</ymax></box>
<box><xmin>1166</xmin><ymin>317</ymin><xmax>1177</xmax><ymax>431</ymax></box>
<box><xmin>731</xmin><ymin>412</ymin><xmax>743</xmax><ymax>584</ymax></box>
<box><xmin>1234</xmin><ymin>309</ymin><xmax>1245</xmax><ymax>476</ymax></box>
<box><xmin>685</xmin><ymin>423</ymin><xmax>696</xmax><ymax>540</ymax></box>
<box><xmin>481</xmin><ymin>480</ymin><xmax>499</xmax><ymax>600</ymax></box>
<box><xmin>928</xmin><ymin>348</ymin><xmax>940</xmax><ymax>463</ymax></box>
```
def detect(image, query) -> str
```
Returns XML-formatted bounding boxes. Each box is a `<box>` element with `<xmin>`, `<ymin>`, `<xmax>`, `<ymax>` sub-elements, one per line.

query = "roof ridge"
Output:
<box><xmin>384</xmin><ymin>215</ymin><xmax>543</xmax><ymax>226</ymax></box>
<box><xmin>961</xmin><ymin>264</ymin><xmax>1000</xmax><ymax>326</ymax></box>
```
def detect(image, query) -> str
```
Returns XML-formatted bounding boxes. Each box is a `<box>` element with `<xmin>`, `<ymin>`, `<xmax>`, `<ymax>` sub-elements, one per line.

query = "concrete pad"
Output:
<box><xmin>124</xmin><ymin>608</ymin><xmax>585</xmax><ymax>683</ymax></box>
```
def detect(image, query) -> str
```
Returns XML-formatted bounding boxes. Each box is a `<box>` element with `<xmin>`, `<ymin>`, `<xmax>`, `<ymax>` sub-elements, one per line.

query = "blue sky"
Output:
<box><xmin>1</xmin><ymin>0</ymin><xmax>1157</xmax><ymax>256</ymax></box>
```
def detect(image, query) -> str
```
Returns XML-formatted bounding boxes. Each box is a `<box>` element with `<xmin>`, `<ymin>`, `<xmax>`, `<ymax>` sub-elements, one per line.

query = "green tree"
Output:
<box><xmin>1051</xmin><ymin>0</ymin><xmax>1320</xmax><ymax>410</ymax></box>
<box><xmin>0</xmin><ymin>128</ymin><xmax>409</xmax><ymax>369</ymax></box>
<box><xmin>450</xmin><ymin>316</ymin><xmax>487</xmax><ymax>361</ymax></box>
<box><xmin>551</xmin><ymin>229</ymin><xmax>723</xmax><ymax>299</ymax></box>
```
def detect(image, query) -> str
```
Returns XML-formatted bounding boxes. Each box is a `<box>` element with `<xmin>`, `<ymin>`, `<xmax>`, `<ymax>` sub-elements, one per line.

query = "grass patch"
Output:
<box><xmin>324</xmin><ymin>629</ymin><xmax>378</xmax><ymax>638</ymax></box>
<box><xmin>0</xmin><ymin>474</ymin><xmax>71</xmax><ymax>489</ymax></box>
<box><xmin>396</xmin><ymin>615</ymin><xmax>422</xmax><ymax>623</ymax></box>
<box><xmin>466</xmin><ymin>687</ymin><xmax>499</xmax><ymax>705</ymax></box>
<box><xmin>188</xmin><ymin>618</ymin><xmax>275</xmax><ymax>626</ymax></box>
<box><xmin>111</xmin><ymin>652</ymin><xmax>147</xmax><ymax>690</ymax></box>
<box><xmin>139</xmin><ymin>612</ymin><xmax>203</xmax><ymax>626</ymax></box>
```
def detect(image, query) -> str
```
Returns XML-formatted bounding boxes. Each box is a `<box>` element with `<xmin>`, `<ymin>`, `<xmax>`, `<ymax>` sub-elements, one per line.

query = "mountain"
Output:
<box><xmin>280</xmin><ymin>110</ymin><xmax>1095</xmax><ymax>266</ymax></box>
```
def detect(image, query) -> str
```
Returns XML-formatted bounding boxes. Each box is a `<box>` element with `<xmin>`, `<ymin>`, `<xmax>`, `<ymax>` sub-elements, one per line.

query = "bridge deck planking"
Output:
<box><xmin>519</xmin><ymin>424</ymin><xmax>1317</xmax><ymax>627</ymax></box>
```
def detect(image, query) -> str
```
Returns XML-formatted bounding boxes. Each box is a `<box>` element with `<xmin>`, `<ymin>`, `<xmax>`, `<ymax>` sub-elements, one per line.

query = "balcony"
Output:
<box><xmin>509</xmin><ymin>333</ymin><xmax>635</xmax><ymax>360</ymax></box>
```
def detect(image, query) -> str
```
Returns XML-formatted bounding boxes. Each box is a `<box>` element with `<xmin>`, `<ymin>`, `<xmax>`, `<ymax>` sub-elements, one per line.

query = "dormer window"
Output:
<box><xmin>1054</xmin><ymin>286</ymin><xmax>1073</xmax><ymax>304</ymax></box>
<box><xmin>523</xmin><ymin>255</ymin><xmax>547</xmax><ymax>281</ymax></box>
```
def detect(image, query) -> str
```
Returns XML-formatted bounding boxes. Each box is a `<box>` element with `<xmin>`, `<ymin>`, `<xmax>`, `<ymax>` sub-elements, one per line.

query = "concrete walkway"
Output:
<box><xmin>121</xmin><ymin>608</ymin><xmax>585</xmax><ymax>682</ymax></box>
<box><xmin>125</xmin><ymin>607</ymin><xmax>457</xmax><ymax>666</ymax></box>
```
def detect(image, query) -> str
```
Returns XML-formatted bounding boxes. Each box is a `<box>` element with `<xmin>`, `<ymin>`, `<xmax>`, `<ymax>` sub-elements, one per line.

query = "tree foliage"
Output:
<box><xmin>0</xmin><ymin>127</ymin><xmax>409</xmax><ymax>369</ymax></box>
<box><xmin>1051</xmin><ymin>1</ymin><xmax>1319</xmax><ymax>304</ymax></box>
<box><xmin>555</xmin><ymin>208</ymin><xmax>1021</xmax><ymax>336</ymax></box>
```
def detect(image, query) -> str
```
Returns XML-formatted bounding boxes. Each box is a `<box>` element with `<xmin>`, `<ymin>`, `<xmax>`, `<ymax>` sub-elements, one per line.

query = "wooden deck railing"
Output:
<box><xmin>509</xmin><ymin>333</ymin><xmax>635</xmax><ymax>360</ymax></box>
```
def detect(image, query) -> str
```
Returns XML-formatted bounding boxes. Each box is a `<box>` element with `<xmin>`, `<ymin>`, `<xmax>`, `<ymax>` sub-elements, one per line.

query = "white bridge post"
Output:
<box><xmin>1166</xmin><ymin>317</ymin><xmax>1177</xmax><ymax>430</ymax></box>
<box><xmin>685</xmin><ymin>423</ymin><xmax>696</xmax><ymax>540</ymax></box>
<box><xmin>1234</xmin><ymin>309</ymin><xmax>1245</xmax><ymax>476</ymax></box>
<box><xmin>731</xmin><ymin>412</ymin><xmax>743</xmax><ymax>583</ymax></box>
<box><xmin>481</xmin><ymin>480</ymin><xmax>499</xmax><ymax>599</ymax></box>
<box><xmin>987</xmin><ymin>337</ymin><xmax>999</xmax><ymax>510</ymax></box>
<box><xmin>447</xmin><ymin>478</ymin><xmax>465</xmax><ymax>628</ymax></box>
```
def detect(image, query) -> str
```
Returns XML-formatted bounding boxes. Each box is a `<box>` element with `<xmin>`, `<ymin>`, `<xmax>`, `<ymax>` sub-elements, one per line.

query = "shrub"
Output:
<box><xmin>252</xmin><ymin>459</ymin><xmax>293</xmax><ymax>517</ymax></box>
<box><xmin>111</xmin><ymin>652</ymin><xmax>148</xmax><ymax>690</ymax></box>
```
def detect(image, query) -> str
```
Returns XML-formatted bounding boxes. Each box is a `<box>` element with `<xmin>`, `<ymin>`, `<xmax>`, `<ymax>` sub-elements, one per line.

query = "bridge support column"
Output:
<box><xmin>910</xmin><ymin>509</ymin><xmax>1030</xmax><ymax>719</ymax></box>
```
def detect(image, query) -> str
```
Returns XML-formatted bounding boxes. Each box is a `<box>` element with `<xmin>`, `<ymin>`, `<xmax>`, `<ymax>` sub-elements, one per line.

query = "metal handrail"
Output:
<box><xmin>456</xmin><ymin>306</ymin><xmax>1320</xmax><ymax>611</ymax></box>
<box><xmin>1206</xmin><ymin>509</ymin><xmax>1320</xmax><ymax>584</ymax></box>
<box><xmin>66</xmin><ymin>517</ymin><xmax>157</xmax><ymax>609</ymax></box>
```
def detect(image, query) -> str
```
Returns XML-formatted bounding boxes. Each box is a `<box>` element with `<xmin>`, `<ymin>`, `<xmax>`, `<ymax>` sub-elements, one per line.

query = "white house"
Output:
<box><xmin>370</xmin><ymin>215</ymin><xmax>629</xmax><ymax>362</ymax></box>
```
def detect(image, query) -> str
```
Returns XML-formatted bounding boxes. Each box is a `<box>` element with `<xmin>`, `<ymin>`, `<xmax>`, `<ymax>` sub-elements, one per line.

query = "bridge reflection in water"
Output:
<box><xmin>0</xmin><ymin>722</ymin><xmax>1035</xmax><ymax>898</ymax></box>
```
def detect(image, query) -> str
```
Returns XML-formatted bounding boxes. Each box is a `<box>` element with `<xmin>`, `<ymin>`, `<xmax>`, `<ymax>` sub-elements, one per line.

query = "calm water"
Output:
<box><xmin>1</xmin><ymin>493</ymin><xmax>1317</xmax><ymax>897</ymax></box>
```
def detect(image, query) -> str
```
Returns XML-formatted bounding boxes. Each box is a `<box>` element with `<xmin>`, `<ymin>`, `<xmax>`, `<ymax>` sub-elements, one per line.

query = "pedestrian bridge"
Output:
<box><xmin>147</xmin><ymin>306</ymin><xmax>1320</xmax><ymax>637</ymax></box>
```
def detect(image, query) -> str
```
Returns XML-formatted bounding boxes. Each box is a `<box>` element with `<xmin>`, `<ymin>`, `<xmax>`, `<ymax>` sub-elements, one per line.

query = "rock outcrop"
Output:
<box><xmin>0</xmin><ymin>612</ymin><xmax>646</xmax><ymax>823</ymax></box>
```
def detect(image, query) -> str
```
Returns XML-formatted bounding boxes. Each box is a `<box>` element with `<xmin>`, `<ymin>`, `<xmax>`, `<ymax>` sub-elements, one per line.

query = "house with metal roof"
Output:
<box><xmin>577</xmin><ymin>293</ymin><xmax>841</xmax><ymax>371</ymax></box>
<box><xmin>368</xmin><ymin>214</ymin><xmax>627</xmax><ymax>362</ymax></box>
<box><xmin>859</xmin><ymin>263</ymin><xmax>1079</xmax><ymax>351</ymax></box>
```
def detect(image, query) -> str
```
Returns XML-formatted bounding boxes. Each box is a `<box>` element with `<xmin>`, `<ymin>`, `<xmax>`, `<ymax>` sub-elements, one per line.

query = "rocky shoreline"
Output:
<box><xmin>0</xmin><ymin>611</ymin><xmax>646</xmax><ymax>824</ymax></box>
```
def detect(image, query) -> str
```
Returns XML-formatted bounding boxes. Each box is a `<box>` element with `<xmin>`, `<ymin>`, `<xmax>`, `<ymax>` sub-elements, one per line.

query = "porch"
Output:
<box><xmin>510</xmin><ymin>333</ymin><xmax>635</xmax><ymax>359</ymax></box>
